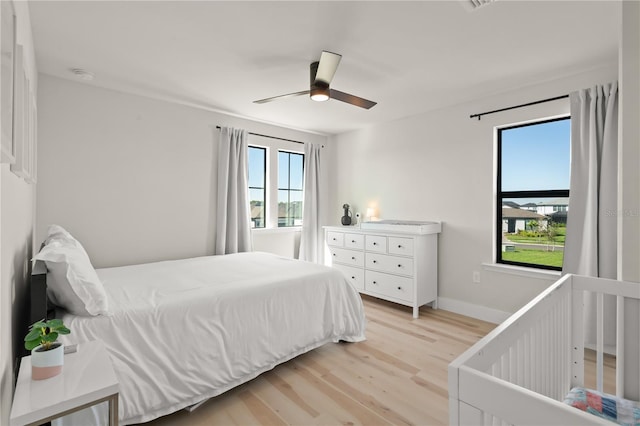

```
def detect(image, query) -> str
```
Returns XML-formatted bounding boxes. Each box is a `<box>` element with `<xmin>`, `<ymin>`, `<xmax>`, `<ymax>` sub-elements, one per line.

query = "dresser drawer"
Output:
<box><xmin>330</xmin><ymin>247</ymin><xmax>364</xmax><ymax>267</ymax></box>
<box><xmin>388</xmin><ymin>237</ymin><xmax>414</xmax><ymax>256</ymax></box>
<box><xmin>365</xmin><ymin>253</ymin><xmax>414</xmax><ymax>277</ymax></box>
<box><xmin>327</xmin><ymin>231</ymin><xmax>344</xmax><ymax>247</ymax></box>
<box><xmin>344</xmin><ymin>233</ymin><xmax>365</xmax><ymax>250</ymax></box>
<box><xmin>365</xmin><ymin>271</ymin><xmax>414</xmax><ymax>302</ymax></box>
<box><xmin>332</xmin><ymin>264</ymin><xmax>364</xmax><ymax>291</ymax></box>
<box><xmin>365</xmin><ymin>235</ymin><xmax>387</xmax><ymax>253</ymax></box>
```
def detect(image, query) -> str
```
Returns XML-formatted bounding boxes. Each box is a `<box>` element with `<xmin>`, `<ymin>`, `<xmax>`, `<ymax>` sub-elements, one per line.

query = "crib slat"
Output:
<box><xmin>596</xmin><ymin>292</ymin><xmax>604</xmax><ymax>392</ymax></box>
<box><xmin>571</xmin><ymin>287</ymin><xmax>585</xmax><ymax>388</ymax></box>
<box><xmin>523</xmin><ymin>331</ymin><xmax>530</xmax><ymax>390</ymax></box>
<box><xmin>616</xmin><ymin>295</ymin><xmax>624</xmax><ymax>397</ymax></box>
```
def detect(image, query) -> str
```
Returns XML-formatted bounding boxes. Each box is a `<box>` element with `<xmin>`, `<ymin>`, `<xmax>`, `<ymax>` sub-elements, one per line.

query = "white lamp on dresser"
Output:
<box><xmin>324</xmin><ymin>220</ymin><xmax>441</xmax><ymax>318</ymax></box>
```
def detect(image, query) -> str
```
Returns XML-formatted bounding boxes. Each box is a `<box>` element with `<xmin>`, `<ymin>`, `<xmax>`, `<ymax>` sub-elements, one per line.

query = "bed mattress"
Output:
<box><xmin>55</xmin><ymin>252</ymin><xmax>366</xmax><ymax>425</ymax></box>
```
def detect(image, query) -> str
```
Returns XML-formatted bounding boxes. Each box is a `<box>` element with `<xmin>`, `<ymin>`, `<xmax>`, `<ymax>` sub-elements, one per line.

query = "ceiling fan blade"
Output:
<box><xmin>330</xmin><ymin>89</ymin><xmax>377</xmax><ymax>109</ymax></box>
<box><xmin>314</xmin><ymin>51</ymin><xmax>342</xmax><ymax>86</ymax></box>
<box><xmin>253</xmin><ymin>90</ymin><xmax>310</xmax><ymax>104</ymax></box>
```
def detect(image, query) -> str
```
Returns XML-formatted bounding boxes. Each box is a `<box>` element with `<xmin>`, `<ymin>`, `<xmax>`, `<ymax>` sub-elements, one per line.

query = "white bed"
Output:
<box><xmin>449</xmin><ymin>274</ymin><xmax>640</xmax><ymax>425</ymax></box>
<box><xmin>42</xmin><ymin>251</ymin><xmax>366</xmax><ymax>425</ymax></box>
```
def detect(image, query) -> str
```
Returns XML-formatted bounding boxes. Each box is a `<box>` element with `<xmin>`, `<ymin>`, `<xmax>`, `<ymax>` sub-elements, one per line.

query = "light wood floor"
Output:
<box><xmin>143</xmin><ymin>296</ymin><xmax>496</xmax><ymax>426</ymax></box>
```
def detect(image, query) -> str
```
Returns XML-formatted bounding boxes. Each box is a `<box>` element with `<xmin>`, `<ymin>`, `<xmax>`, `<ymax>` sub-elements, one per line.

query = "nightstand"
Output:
<box><xmin>10</xmin><ymin>340</ymin><xmax>119</xmax><ymax>426</ymax></box>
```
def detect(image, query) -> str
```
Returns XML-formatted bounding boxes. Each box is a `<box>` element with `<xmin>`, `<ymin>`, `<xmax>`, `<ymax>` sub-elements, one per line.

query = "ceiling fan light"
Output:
<box><xmin>310</xmin><ymin>87</ymin><xmax>330</xmax><ymax>102</ymax></box>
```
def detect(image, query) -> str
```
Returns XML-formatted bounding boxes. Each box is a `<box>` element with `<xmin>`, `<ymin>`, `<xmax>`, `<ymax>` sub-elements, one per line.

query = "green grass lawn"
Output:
<box><xmin>502</xmin><ymin>248</ymin><xmax>564</xmax><ymax>268</ymax></box>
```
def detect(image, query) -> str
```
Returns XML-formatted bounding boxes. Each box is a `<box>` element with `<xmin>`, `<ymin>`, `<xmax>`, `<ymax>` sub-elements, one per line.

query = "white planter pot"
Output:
<box><xmin>31</xmin><ymin>343</ymin><xmax>64</xmax><ymax>380</ymax></box>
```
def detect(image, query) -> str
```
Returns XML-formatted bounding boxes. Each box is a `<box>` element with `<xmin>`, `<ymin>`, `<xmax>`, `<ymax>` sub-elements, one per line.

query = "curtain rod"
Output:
<box><xmin>470</xmin><ymin>94</ymin><xmax>569</xmax><ymax>121</ymax></box>
<box><xmin>216</xmin><ymin>126</ymin><xmax>304</xmax><ymax>145</ymax></box>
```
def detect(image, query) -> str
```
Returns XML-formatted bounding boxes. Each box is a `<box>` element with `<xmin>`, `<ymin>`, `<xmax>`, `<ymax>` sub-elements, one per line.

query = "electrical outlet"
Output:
<box><xmin>472</xmin><ymin>271</ymin><xmax>481</xmax><ymax>283</ymax></box>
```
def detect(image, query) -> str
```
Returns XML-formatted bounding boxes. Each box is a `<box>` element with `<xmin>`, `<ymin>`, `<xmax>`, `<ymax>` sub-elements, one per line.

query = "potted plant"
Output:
<box><xmin>24</xmin><ymin>319</ymin><xmax>70</xmax><ymax>380</ymax></box>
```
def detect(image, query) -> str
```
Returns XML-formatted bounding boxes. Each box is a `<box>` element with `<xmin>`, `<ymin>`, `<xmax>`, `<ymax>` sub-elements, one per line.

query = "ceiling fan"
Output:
<box><xmin>253</xmin><ymin>51</ymin><xmax>377</xmax><ymax>109</ymax></box>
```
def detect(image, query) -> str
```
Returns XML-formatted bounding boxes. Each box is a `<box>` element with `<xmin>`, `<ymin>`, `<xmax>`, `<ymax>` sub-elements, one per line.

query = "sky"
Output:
<box><xmin>501</xmin><ymin>118</ymin><xmax>571</xmax><ymax>192</ymax></box>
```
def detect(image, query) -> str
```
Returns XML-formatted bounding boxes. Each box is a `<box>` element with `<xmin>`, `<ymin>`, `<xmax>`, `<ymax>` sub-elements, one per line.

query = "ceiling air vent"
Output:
<box><xmin>460</xmin><ymin>0</ymin><xmax>497</xmax><ymax>12</ymax></box>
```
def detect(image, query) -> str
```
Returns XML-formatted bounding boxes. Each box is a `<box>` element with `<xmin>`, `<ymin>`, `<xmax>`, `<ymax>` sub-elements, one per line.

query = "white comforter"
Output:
<box><xmin>57</xmin><ymin>252</ymin><xmax>366</xmax><ymax>425</ymax></box>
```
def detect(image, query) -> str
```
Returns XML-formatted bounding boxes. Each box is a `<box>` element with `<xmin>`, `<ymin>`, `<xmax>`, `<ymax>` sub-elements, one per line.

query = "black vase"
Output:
<box><xmin>341</xmin><ymin>204</ymin><xmax>351</xmax><ymax>225</ymax></box>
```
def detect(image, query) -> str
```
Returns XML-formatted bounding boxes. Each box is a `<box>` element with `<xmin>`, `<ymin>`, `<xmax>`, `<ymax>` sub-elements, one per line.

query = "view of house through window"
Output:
<box><xmin>278</xmin><ymin>151</ymin><xmax>304</xmax><ymax>227</ymax></box>
<box><xmin>497</xmin><ymin>117</ymin><xmax>570</xmax><ymax>270</ymax></box>
<box><xmin>248</xmin><ymin>146</ymin><xmax>266</xmax><ymax>228</ymax></box>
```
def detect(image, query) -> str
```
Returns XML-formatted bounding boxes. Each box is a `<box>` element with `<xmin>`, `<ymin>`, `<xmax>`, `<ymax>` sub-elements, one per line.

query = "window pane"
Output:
<box><xmin>249</xmin><ymin>188</ymin><xmax>265</xmax><ymax>228</ymax></box>
<box><xmin>248</xmin><ymin>146</ymin><xmax>266</xmax><ymax>229</ymax></box>
<box><xmin>501</xmin><ymin>119</ymin><xmax>570</xmax><ymax>191</ymax></box>
<box><xmin>290</xmin><ymin>190</ymin><xmax>303</xmax><ymax>226</ymax></box>
<box><xmin>278</xmin><ymin>151</ymin><xmax>289</xmax><ymax>189</ymax></box>
<box><xmin>248</xmin><ymin>147</ymin><xmax>265</xmax><ymax>188</ymax></box>
<box><xmin>500</xmin><ymin>197</ymin><xmax>568</xmax><ymax>269</ymax></box>
<box><xmin>278</xmin><ymin>189</ymin><xmax>290</xmax><ymax>227</ymax></box>
<box><xmin>289</xmin><ymin>153</ymin><xmax>304</xmax><ymax>190</ymax></box>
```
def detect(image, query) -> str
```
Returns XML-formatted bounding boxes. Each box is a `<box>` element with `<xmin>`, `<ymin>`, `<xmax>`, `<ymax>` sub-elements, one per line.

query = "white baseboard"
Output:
<box><xmin>437</xmin><ymin>297</ymin><xmax>511</xmax><ymax>324</ymax></box>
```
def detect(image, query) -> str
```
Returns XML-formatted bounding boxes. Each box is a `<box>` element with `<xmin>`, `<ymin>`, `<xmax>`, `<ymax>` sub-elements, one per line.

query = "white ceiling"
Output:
<box><xmin>28</xmin><ymin>1</ymin><xmax>620</xmax><ymax>135</ymax></box>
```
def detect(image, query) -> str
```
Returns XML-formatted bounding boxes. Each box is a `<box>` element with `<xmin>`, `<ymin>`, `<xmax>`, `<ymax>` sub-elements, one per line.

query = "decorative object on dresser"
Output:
<box><xmin>324</xmin><ymin>220</ymin><xmax>441</xmax><ymax>318</ymax></box>
<box><xmin>341</xmin><ymin>203</ymin><xmax>352</xmax><ymax>226</ymax></box>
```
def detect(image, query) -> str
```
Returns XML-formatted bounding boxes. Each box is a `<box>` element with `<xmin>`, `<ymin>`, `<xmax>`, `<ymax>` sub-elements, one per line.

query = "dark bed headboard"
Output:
<box><xmin>29</xmin><ymin>259</ymin><xmax>54</xmax><ymax>327</ymax></box>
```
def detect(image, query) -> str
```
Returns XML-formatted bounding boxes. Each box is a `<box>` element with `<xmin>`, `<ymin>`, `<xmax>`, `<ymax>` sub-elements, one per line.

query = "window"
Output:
<box><xmin>248</xmin><ymin>146</ymin><xmax>266</xmax><ymax>228</ymax></box>
<box><xmin>278</xmin><ymin>151</ymin><xmax>304</xmax><ymax>227</ymax></box>
<box><xmin>247</xmin><ymin>139</ymin><xmax>304</xmax><ymax>230</ymax></box>
<box><xmin>497</xmin><ymin>117</ymin><xmax>570</xmax><ymax>270</ymax></box>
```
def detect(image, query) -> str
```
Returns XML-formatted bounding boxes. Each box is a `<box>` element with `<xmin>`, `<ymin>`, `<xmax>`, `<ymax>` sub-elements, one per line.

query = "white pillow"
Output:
<box><xmin>33</xmin><ymin>226</ymin><xmax>109</xmax><ymax>316</ymax></box>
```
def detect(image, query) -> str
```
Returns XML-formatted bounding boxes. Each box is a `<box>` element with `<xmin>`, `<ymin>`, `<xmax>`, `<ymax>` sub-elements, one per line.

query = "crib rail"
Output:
<box><xmin>449</xmin><ymin>274</ymin><xmax>640</xmax><ymax>425</ymax></box>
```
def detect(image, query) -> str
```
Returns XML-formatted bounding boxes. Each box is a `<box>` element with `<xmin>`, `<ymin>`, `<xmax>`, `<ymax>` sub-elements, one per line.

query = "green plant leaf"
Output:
<box><xmin>30</xmin><ymin>321</ymin><xmax>47</xmax><ymax>330</ymax></box>
<box><xmin>57</xmin><ymin>326</ymin><xmax>71</xmax><ymax>335</ymax></box>
<box><xmin>24</xmin><ymin>328</ymin><xmax>41</xmax><ymax>341</ymax></box>
<box><xmin>47</xmin><ymin>319</ymin><xmax>64</xmax><ymax>328</ymax></box>
<box><xmin>25</xmin><ymin>340</ymin><xmax>40</xmax><ymax>351</ymax></box>
<box><xmin>42</xmin><ymin>332</ymin><xmax>58</xmax><ymax>342</ymax></box>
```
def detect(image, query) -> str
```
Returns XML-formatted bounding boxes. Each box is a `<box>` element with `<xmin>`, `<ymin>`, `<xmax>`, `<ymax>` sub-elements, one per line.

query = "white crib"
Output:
<box><xmin>449</xmin><ymin>274</ymin><xmax>640</xmax><ymax>425</ymax></box>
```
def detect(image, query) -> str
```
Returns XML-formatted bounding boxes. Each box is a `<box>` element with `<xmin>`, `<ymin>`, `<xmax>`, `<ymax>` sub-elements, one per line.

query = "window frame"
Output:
<box><xmin>496</xmin><ymin>116</ymin><xmax>570</xmax><ymax>271</ymax></box>
<box><xmin>248</xmin><ymin>145</ymin><xmax>267</xmax><ymax>229</ymax></box>
<box><xmin>277</xmin><ymin>150</ymin><xmax>305</xmax><ymax>228</ymax></box>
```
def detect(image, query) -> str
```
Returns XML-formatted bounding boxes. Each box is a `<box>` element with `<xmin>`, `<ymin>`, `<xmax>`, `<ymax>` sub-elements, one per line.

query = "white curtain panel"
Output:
<box><xmin>299</xmin><ymin>143</ymin><xmax>322</xmax><ymax>263</ymax></box>
<box><xmin>215</xmin><ymin>127</ymin><xmax>252</xmax><ymax>255</ymax></box>
<box><xmin>563</xmin><ymin>81</ymin><xmax>618</xmax><ymax>348</ymax></box>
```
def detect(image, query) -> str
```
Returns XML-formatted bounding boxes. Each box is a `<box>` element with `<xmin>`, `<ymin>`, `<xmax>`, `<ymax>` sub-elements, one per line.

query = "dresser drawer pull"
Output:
<box><xmin>397</xmin><ymin>286</ymin><xmax>402</xmax><ymax>290</ymax></box>
<box><xmin>351</xmin><ymin>256</ymin><xmax>356</xmax><ymax>260</ymax></box>
<box><xmin>372</xmin><ymin>260</ymin><xmax>377</xmax><ymax>264</ymax></box>
<box><xmin>397</xmin><ymin>245</ymin><xmax>402</xmax><ymax>248</ymax></box>
<box><xmin>397</xmin><ymin>264</ymin><xmax>402</xmax><ymax>268</ymax></box>
<box><xmin>351</xmin><ymin>276</ymin><xmax>356</xmax><ymax>279</ymax></box>
<box><xmin>351</xmin><ymin>240</ymin><xmax>356</xmax><ymax>243</ymax></box>
<box><xmin>332</xmin><ymin>238</ymin><xmax>337</xmax><ymax>241</ymax></box>
<box><xmin>332</xmin><ymin>253</ymin><xmax>336</xmax><ymax>256</ymax></box>
<box><xmin>373</xmin><ymin>242</ymin><xmax>378</xmax><ymax>245</ymax></box>
<box><xmin>372</xmin><ymin>281</ymin><xmax>377</xmax><ymax>285</ymax></box>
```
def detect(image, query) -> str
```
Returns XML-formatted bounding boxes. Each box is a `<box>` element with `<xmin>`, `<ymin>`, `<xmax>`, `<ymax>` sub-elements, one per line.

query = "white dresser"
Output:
<box><xmin>324</xmin><ymin>221</ymin><xmax>441</xmax><ymax>318</ymax></box>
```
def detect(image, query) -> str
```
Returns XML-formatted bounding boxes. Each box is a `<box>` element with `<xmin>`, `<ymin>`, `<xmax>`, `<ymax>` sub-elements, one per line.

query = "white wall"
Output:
<box><xmin>0</xmin><ymin>2</ymin><xmax>37</xmax><ymax>424</ymax></box>
<box><xmin>36</xmin><ymin>75</ymin><xmax>328</xmax><ymax>268</ymax></box>
<box><xmin>329</xmin><ymin>64</ymin><xmax>620</xmax><ymax>319</ymax></box>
